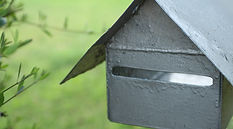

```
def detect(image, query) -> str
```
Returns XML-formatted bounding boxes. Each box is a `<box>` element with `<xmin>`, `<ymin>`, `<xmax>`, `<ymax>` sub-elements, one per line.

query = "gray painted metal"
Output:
<box><xmin>154</xmin><ymin>0</ymin><xmax>233</xmax><ymax>86</ymax></box>
<box><xmin>106</xmin><ymin>0</ymin><xmax>233</xmax><ymax>128</ymax></box>
<box><xmin>107</xmin><ymin>45</ymin><xmax>223</xmax><ymax>129</ymax></box>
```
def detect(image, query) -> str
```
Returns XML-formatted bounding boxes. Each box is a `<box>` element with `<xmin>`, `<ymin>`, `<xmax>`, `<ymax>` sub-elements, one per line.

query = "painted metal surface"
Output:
<box><xmin>153</xmin><ymin>0</ymin><xmax>233</xmax><ymax>86</ymax></box>
<box><xmin>106</xmin><ymin>47</ymin><xmax>222</xmax><ymax>129</ymax></box>
<box><xmin>106</xmin><ymin>1</ymin><xmax>232</xmax><ymax>128</ymax></box>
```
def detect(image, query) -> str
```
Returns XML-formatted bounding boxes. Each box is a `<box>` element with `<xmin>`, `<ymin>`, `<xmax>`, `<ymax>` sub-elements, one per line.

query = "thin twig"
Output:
<box><xmin>2</xmin><ymin>73</ymin><xmax>33</xmax><ymax>93</ymax></box>
<box><xmin>22</xmin><ymin>21</ymin><xmax>101</xmax><ymax>35</ymax></box>
<box><xmin>2</xmin><ymin>79</ymin><xmax>40</xmax><ymax>106</ymax></box>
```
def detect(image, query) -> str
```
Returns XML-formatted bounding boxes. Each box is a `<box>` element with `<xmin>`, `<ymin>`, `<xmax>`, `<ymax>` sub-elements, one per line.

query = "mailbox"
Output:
<box><xmin>61</xmin><ymin>0</ymin><xmax>233</xmax><ymax>129</ymax></box>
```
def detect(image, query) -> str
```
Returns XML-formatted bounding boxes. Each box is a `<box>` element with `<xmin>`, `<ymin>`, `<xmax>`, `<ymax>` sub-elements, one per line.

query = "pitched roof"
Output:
<box><xmin>60</xmin><ymin>0</ymin><xmax>144</xmax><ymax>84</ymax></box>
<box><xmin>61</xmin><ymin>0</ymin><xmax>233</xmax><ymax>86</ymax></box>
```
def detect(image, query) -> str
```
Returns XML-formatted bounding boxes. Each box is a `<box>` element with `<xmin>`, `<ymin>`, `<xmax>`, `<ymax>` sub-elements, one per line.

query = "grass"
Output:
<box><xmin>0</xmin><ymin>0</ymin><xmax>233</xmax><ymax>129</ymax></box>
<box><xmin>0</xmin><ymin>0</ymin><xmax>147</xmax><ymax>129</ymax></box>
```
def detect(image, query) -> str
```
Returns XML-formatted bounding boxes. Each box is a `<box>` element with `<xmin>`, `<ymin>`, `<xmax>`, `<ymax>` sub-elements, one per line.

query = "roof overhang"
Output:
<box><xmin>61</xmin><ymin>0</ymin><xmax>233</xmax><ymax>86</ymax></box>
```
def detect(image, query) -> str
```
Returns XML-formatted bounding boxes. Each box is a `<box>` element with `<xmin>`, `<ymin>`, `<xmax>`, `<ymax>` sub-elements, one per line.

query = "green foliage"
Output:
<box><xmin>39</xmin><ymin>70</ymin><xmax>49</xmax><ymax>80</ymax></box>
<box><xmin>0</xmin><ymin>0</ymin><xmax>22</xmax><ymax>17</ymax></box>
<box><xmin>0</xmin><ymin>0</ymin><xmax>23</xmax><ymax>28</ymax></box>
<box><xmin>0</xmin><ymin>32</ymin><xmax>32</xmax><ymax>56</ymax></box>
<box><xmin>17</xmin><ymin>74</ymin><xmax>24</xmax><ymax>93</ymax></box>
<box><xmin>0</xmin><ymin>64</ymin><xmax>49</xmax><ymax>108</ymax></box>
<box><xmin>0</xmin><ymin>0</ymin><xmax>48</xmax><ymax>116</ymax></box>
<box><xmin>0</xmin><ymin>92</ymin><xmax>4</xmax><ymax>107</ymax></box>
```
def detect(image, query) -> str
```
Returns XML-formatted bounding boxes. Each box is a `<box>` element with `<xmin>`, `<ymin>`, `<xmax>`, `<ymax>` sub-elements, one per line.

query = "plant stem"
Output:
<box><xmin>2</xmin><ymin>79</ymin><xmax>40</xmax><ymax>106</ymax></box>
<box><xmin>2</xmin><ymin>73</ymin><xmax>33</xmax><ymax>93</ymax></box>
<box><xmin>23</xmin><ymin>21</ymin><xmax>100</xmax><ymax>35</ymax></box>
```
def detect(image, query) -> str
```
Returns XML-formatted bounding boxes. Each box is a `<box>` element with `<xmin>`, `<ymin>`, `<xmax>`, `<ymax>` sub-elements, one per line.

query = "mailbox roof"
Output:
<box><xmin>61</xmin><ymin>0</ymin><xmax>233</xmax><ymax>86</ymax></box>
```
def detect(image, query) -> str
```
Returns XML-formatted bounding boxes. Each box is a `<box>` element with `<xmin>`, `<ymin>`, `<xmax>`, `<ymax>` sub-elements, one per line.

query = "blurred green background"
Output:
<box><xmin>0</xmin><ymin>0</ymin><xmax>233</xmax><ymax>129</ymax></box>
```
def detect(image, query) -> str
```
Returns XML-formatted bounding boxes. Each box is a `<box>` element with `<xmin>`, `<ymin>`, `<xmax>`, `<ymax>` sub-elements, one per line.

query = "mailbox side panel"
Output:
<box><xmin>106</xmin><ymin>48</ymin><xmax>221</xmax><ymax>129</ymax></box>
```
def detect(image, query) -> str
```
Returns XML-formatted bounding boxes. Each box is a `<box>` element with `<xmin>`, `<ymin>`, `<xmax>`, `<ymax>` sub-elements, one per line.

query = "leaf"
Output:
<box><xmin>13</xmin><ymin>30</ymin><xmax>19</xmax><ymax>42</ymax></box>
<box><xmin>40</xmin><ymin>70</ymin><xmax>49</xmax><ymax>80</ymax></box>
<box><xmin>31</xmin><ymin>67</ymin><xmax>39</xmax><ymax>75</ymax></box>
<box><xmin>17</xmin><ymin>75</ymin><xmax>25</xmax><ymax>93</ymax></box>
<box><xmin>0</xmin><ymin>63</ymin><xmax>8</xmax><ymax>69</ymax></box>
<box><xmin>31</xmin><ymin>67</ymin><xmax>40</xmax><ymax>79</ymax></box>
<box><xmin>0</xmin><ymin>32</ymin><xmax>5</xmax><ymax>48</ymax></box>
<box><xmin>0</xmin><ymin>9</ymin><xmax>9</xmax><ymax>17</ymax></box>
<box><xmin>41</xmin><ymin>28</ymin><xmax>52</xmax><ymax>37</ymax></box>
<box><xmin>3</xmin><ymin>43</ymin><xmax>18</xmax><ymax>55</ymax></box>
<box><xmin>0</xmin><ymin>92</ymin><xmax>4</xmax><ymax>107</ymax></box>
<box><xmin>17</xmin><ymin>86</ymin><xmax>24</xmax><ymax>94</ymax></box>
<box><xmin>18</xmin><ymin>39</ymin><xmax>32</xmax><ymax>48</ymax></box>
<box><xmin>3</xmin><ymin>39</ymin><xmax>32</xmax><ymax>56</ymax></box>
<box><xmin>63</xmin><ymin>17</ymin><xmax>68</xmax><ymax>30</ymax></box>
<box><xmin>17</xmin><ymin>63</ymin><xmax>22</xmax><ymax>81</ymax></box>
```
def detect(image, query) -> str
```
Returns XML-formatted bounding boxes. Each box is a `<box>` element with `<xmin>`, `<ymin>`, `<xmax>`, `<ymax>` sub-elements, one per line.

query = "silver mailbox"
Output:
<box><xmin>61</xmin><ymin>0</ymin><xmax>233</xmax><ymax>129</ymax></box>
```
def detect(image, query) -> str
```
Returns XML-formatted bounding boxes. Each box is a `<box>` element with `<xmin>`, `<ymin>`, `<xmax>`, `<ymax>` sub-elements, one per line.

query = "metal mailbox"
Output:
<box><xmin>61</xmin><ymin>0</ymin><xmax>233</xmax><ymax>129</ymax></box>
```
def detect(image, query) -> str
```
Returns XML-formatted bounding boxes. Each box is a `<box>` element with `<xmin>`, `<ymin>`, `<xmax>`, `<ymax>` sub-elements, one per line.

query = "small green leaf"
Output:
<box><xmin>17</xmin><ymin>86</ymin><xmax>24</xmax><ymax>94</ymax></box>
<box><xmin>31</xmin><ymin>67</ymin><xmax>39</xmax><ymax>75</ymax></box>
<box><xmin>0</xmin><ymin>32</ymin><xmax>6</xmax><ymax>48</ymax></box>
<box><xmin>17</xmin><ymin>75</ymin><xmax>25</xmax><ymax>92</ymax></box>
<box><xmin>31</xmin><ymin>67</ymin><xmax>40</xmax><ymax>79</ymax></box>
<box><xmin>63</xmin><ymin>17</ymin><xmax>68</xmax><ymax>30</ymax></box>
<box><xmin>41</xmin><ymin>28</ymin><xmax>52</xmax><ymax>37</ymax></box>
<box><xmin>18</xmin><ymin>39</ymin><xmax>32</xmax><ymax>48</ymax></box>
<box><xmin>0</xmin><ymin>9</ymin><xmax>9</xmax><ymax>17</ymax></box>
<box><xmin>0</xmin><ymin>63</ymin><xmax>8</xmax><ymax>69</ymax></box>
<box><xmin>40</xmin><ymin>70</ymin><xmax>49</xmax><ymax>80</ymax></box>
<box><xmin>17</xmin><ymin>63</ymin><xmax>22</xmax><ymax>81</ymax></box>
<box><xmin>0</xmin><ymin>92</ymin><xmax>4</xmax><ymax>107</ymax></box>
<box><xmin>3</xmin><ymin>43</ymin><xmax>19</xmax><ymax>55</ymax></box>
<box><xmin>3</xmin><ymin>39</ymin><xmax>32</xmax><ymax>56</ymax></box>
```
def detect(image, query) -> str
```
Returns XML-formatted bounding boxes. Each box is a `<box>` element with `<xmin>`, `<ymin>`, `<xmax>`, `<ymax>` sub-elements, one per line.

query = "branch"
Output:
<box><xmin>2</xmin><ymin>79</ymin><xmax>40</xmax><ymax>106</ymax></box>
<box><xmin>22</xmin><ymin>21</ymin><xmax>101</xmax><ymax>35</ymax></box>
<box><xmin>2</xmin><ymin>73</ymin><xmax>33</xmax><ymax>93</ymax></box>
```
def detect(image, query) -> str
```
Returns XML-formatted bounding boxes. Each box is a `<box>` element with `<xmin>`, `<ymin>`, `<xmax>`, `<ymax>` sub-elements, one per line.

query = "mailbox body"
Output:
<box><xmin>60</xmin><ymin>0</ymin><xmax>233</xmax><ymax>128</ymax></box>
<box><xmin>106</xmin><ymin>0</ymin><xmax>233</xmax><ymax>128</ymax></box>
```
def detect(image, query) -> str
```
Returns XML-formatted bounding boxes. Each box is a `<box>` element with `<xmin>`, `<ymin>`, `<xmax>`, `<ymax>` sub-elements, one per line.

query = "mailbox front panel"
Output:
<box><xmin>106</xmin><ymin>48</ymin><xmax>221</xmax><ymax>129</ymax></box>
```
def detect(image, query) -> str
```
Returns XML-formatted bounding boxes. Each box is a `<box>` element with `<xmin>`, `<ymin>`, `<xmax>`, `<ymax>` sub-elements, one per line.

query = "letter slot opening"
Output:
<box><xmin>112</xmin><ymin>67</ymin><xmax>213</xmax><ymax>86</ymax></box>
